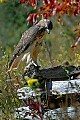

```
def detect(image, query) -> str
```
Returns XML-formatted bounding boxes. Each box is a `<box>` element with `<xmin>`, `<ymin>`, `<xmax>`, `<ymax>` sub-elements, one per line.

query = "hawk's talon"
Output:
<box><xmin>24</xmin><ymin>61</ymin><xmax>40</xmax><ymax>71</ymax></box>
<box><xmin>31</xmin><ymin>61</ymin><xmax>40</xmax><ymax>68</ymax></box>
<box><xmin>32</xmin><ymin>61</ymin><xmax>38</xmax><ymax>67</ymax></box>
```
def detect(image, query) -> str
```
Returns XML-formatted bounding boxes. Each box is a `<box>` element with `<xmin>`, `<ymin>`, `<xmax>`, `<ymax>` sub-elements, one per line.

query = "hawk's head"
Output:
<box><xmin>37</xmin><ymin>19</ymin><xmax>53</xmax><ymax>34</ymax></box>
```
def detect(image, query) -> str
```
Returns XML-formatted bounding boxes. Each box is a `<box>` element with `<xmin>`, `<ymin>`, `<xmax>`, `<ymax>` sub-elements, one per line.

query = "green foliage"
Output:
<box><xmin>0</xmin><ymin>0</ymin><xmax>33</xmax><ymax>49</ymax></box>
<box><xmin>0</xmin><ymin>48</ymin><xmax>24</xmax><ymax>119</ymax></box>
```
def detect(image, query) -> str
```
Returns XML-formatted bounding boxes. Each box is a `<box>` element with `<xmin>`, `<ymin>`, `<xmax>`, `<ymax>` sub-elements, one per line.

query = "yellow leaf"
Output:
<box><xmin>27</xmin><ymin>79</ymin><xmax>40</xmax><ymax>88</ymax></box>
<box><xmin>0</xmin><ymin>0</ymin><xmax>7</xmax><ymax>2</ymax></box>
<box><xmin>57</xmin><ymin>94</ymin><xmax>62</xmax><ymax>99</ymax></box>
<box><xmin>75</xmin><ymin>53</ymin><xmax>80</xmax><ymax>60</ymax></box>
<box><xmin>27</xmin><ymin>79</ymin><xmax>38</xmax><ymax>85</ymax></box>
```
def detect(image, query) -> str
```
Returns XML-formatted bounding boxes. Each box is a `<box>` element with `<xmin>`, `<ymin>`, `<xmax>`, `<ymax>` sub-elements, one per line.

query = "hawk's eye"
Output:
<box><xmin>48</xmin><ymin>21</ymin><xmax>53</xmax><ymax>30</ymax></box>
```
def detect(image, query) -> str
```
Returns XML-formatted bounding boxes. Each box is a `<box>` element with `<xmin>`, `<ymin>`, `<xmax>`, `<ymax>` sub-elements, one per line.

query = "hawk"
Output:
<box><xmin>8</xmin><ymin>19</ymin><xmax>53</xmax><ymax>71</ymax></box>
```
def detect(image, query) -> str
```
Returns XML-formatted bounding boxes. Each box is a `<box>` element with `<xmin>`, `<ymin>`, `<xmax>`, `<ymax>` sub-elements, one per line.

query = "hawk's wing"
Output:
<box><xmin>8</xmin><ymin>25</ymin><xmax>45</xmax><ymax>71</ymax></box>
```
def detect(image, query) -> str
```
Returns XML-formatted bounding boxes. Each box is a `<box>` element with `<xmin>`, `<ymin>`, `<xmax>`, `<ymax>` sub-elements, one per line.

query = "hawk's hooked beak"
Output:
<box><xmin>46</xmin><ymin>28</ymin><xmax>50</xmax><ymax>34</ymax></box>
<box><xmin>45</xmin><ymin>20</ymin><xmax>53</xmax><ymax>34</ymax></box>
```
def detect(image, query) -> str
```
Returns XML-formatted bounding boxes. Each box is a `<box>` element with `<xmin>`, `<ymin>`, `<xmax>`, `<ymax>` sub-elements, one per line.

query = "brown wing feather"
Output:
<box><xmin>8</xmin><ymin>25</ymin><xmax>45</xmax><ymax>71</ymax></box>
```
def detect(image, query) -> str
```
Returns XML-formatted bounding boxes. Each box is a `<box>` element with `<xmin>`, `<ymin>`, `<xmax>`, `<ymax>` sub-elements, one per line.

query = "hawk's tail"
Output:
<box><xmin>8</xmin><ymin>54</ymin><xmax>23</xmax><ymax>71</ymax></box>
<box><xmin>8</xmin><ymin>53</ymin><xmax>31</xmax><ymax>71</ymax></box>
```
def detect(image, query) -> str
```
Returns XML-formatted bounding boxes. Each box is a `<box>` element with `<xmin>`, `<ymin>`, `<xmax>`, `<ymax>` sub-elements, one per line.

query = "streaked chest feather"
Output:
<box><xmin>28</xmin><ymin>31</ymin><xmax>45</xmax><ymax>52</ymax></box>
